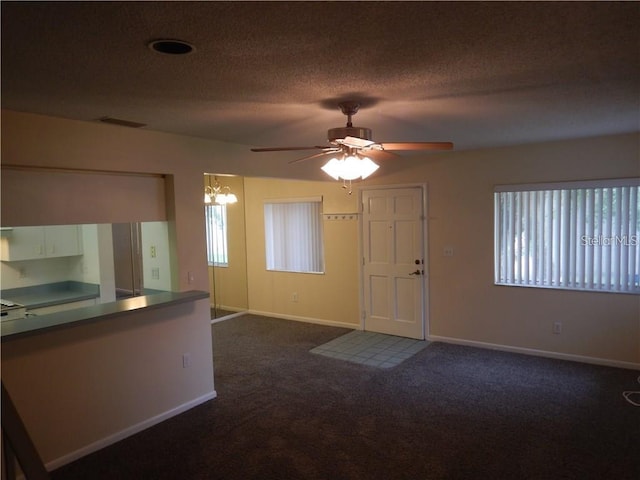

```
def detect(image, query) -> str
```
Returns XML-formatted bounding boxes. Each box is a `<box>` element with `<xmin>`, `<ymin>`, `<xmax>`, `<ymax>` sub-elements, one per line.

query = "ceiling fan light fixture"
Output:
<box><xmin>341</xmin><ymin>155</ymin><xmax>367</xmax><ymax>181</ymax></box>
<box><xmin>321</xmin><ymin>155</ymin><xmax>379</xmax><ymax>181</ymax></box>
<box><xmin>357</xmin><ymin>156</ymin><xmax>380</xmax><ymax>179</ymax></box>
<box><xmin>321</xmin><ymin>158</ymin><xmax>342</xmax><ymax>180</ymax></box>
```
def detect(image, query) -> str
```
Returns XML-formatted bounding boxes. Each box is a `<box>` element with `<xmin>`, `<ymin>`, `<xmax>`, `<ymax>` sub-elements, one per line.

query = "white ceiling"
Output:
<box><xmin>2</xmin><ymin>2</ymin><xmax>639</xmax><ymax>161</ymax></box>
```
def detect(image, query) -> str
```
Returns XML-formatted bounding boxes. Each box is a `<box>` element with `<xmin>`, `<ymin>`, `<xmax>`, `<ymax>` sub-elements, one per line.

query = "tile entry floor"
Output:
<box><xmin>310</xmin><ymin>330</ymin><xmax>428</xmax><ymax>368</ymax></box>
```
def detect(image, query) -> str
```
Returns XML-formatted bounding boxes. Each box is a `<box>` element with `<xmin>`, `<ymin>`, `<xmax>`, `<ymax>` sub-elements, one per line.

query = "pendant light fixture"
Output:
<box><xmin>204</xmin><ymin>176</ymin><xmax>238</xmax><ymax>205</ymax></box>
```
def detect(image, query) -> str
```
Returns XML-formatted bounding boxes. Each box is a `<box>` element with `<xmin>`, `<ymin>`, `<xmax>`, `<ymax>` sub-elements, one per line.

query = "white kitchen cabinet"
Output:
<box><xmin>44</xmin><ymin>225</ymin><xmax>82</xmax><ymax>258</ymax></box>
<box><xmin>0</xmin><ymin>225</ymin><xmax>83</xmax><ymax>261</ymax></box>
<box><xmin>0</xmin><ymin>226</ymin><xmax>45</xmax><ymax>260</ymax></box>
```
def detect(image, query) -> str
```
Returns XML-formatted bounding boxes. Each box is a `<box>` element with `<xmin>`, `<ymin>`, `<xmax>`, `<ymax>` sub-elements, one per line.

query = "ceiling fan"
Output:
<box><xmin>250</xmin><ymin>101</ymin><xmax>453</xmax><ymax>182</ymax></box>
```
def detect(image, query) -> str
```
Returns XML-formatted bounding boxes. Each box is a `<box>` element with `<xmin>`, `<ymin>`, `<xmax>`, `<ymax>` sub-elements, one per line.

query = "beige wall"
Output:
<box><xmin>1</xmin><ymin>300</ymin><xmax>212</xmax><ymax>466</ymax></box>
<box><xmin>244</xmin><ymin>177</ymin><xmax>361</xmax><ymax>327</ymax></box>
<box><xmin>0</xmin><ymin>110</ymin><xmax>250</xmax><ymax>467</ymax></box>
<box><xmin>366</xmin><ymin>133</ymin><xmax>640</xmax><ymax>365</ymax></box>
<box><xmin>0</xmin><ymin>167</ymin><xmax>167</xmax><ymax>226</ymax></box>
<box><xmin>239</xmin><ymin>133</ymin><xmax>638</xmax><ymax>365</ymax></box>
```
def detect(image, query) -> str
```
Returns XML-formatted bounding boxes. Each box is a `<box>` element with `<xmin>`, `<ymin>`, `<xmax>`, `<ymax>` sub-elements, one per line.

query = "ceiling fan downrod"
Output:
<box><xmin>339</xmin><ymin>101</ymin><xmax>360</xmax><ymax>127</ymax></box>
<box><xmin>328</xmin><ymin>101</ymin><xmax>373</xmax><ymax>143</ymax></box>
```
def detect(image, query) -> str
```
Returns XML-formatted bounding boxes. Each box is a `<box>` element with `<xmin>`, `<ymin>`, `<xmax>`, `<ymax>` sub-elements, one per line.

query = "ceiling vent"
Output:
<box><xmin>148</xmin><ymin>39</ymin><xmax>195</xmax><ymax>55</ymax></box>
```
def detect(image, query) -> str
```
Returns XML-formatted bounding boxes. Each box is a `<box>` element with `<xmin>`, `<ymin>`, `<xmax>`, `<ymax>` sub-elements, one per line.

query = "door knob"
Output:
<box><xmin>409</xmin><ymin>269</ymin><xmax>422</xmax><ymax>275</ymax></box>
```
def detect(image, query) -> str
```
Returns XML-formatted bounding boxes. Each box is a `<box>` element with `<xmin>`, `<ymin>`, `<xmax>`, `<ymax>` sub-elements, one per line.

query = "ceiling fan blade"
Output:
<box><xmin>251</xmin><ymin>145</ymin><xmax>329</xmax><ymax>152</ymax></box>
<box><xmin>366</xmin><ymin>149</ymin><xmax>400</xmax><ymax>161</ymax></box>
<box><xmin>379</xmin><ymin>142</ymin><xmax>454</xmax><ymax>151</ymax></box>
<box><xmin>288</xmin><ymin>149</ymin><xmax>340</xmax><ymax>164</ymax></box>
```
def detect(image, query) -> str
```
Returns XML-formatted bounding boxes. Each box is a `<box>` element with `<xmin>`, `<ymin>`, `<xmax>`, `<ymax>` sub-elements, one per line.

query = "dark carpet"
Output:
<box><xmin>51</xmin><ymin>314</ymin><xmax>640</xmax><ymax>480</ymax></box>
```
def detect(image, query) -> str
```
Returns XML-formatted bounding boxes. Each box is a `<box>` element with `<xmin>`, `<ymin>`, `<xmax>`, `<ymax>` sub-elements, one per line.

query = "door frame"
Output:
<box><xmin>358</xmin><ymin>183</ymin><xmax>430</xmax><ymax>339</ymax></box>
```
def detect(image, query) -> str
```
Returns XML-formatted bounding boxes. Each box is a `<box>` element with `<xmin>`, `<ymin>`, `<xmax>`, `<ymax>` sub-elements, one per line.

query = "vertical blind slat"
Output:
<box><xmin>529</xmin><ymin>191</ymin><xmax>536</xmax><ymax>285</ymax></box>
<box><xmin>535</xmin><ymin>191</ymin><xmax>543</xmax><ymax>285</ymax></box>
<box><xmin>585</xmin><ymin>189</ymin><xmax>594</xmax><ymax>290</ymax></box>
<box><xmin>552</xmin><ymin>191</ymin><xmax>561</xmax><ymax>286</ymax></box>
<box><xmin>568</xmin><ymin>190</ymin><xmax>576</xmax><ymax>286</ymax></box>
<box><xmin>576</xmin><ymin>189</ymin><xmax>585</xmax><ymax>288</ymax></box>
<box><xmin>544</xmin><ymin>191</ymin><xmax>552</xmax><ymax>286</ymax></box>
<box><xmin>507</xmin><ymin>192</ymin><xmax>514</xmax><ymax>283</ymax></box>
<box><xmin>603</xmin><ymin>189</ymin><xmax>613</xmax><ymax>290</ymax></box>
<box><xmin>619</xmin><ymin>187</ymin><xmax>629</xmax><ymax>291</ymax></box>
<box><xmin>629</xmin><ymin>187</ymin><xmax>638</xmax><ymax>290</ymax></box>
<box><xmin>522</xmin><ymin>192</ymin><xmax>530</xmax><ymax>283</ymax></box>
<box><xmin>594</xmin><ymin>189</ymin><xmax>602</xmax><ymax>290</ymax></box>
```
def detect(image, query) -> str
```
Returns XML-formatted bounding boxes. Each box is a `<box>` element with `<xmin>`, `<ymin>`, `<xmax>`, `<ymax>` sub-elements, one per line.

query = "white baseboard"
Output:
<box><xmin>219</xmin><ymin>310</ymin><xmax>638</xmax><ymax>370</ymax></box>
<box><xmin>209</xmin><ymin>303</ymin><xmax>245</xmax><ymax>313</ymax></box>
<box><xmin>428</xmin><ymin>335</ymin><xmax>640</xmax><ymax>371</ymax></box>
<box><xmin>247</xmin><ymin>309</ymin><xmax>360</xmax><ymax>330</ymax></box>
<box><xmin>211</xmin><ymin>311</ymin><xmax>246</xmax><ymax>324</ymax></box>
<box><xmin>242</xmin><ymin>314</ymin><xmax>640</xmax><ymax>370</ymax></box>
<box><xmin>45</xmin><ymin>390</ymin><xmax>217</xmax><ymax>471</ymax></box>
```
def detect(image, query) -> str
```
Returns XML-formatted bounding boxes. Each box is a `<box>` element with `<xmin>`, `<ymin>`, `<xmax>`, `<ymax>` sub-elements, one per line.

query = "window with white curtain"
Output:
<box><xmin>264</xmin><ymin>197</ymin><xmax>324</xmax><ymax>273</ymax></box>
<box><xmin>205</xmin><ymin>204</ymin><xmax>228</xmax><ymax>266</ymax></box>
<box><xmin>494</xmin><ymin>178</ymin><xmax>640</xmax><ymax>293</ymax></box>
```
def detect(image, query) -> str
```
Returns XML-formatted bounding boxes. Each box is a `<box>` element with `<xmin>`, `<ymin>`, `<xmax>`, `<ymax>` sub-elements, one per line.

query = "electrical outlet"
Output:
<box><xmin>292</xmin><ymin>292</ymin><xmax>299</xmax><ymax>303</ymax></box>
<box><xmin>182</xmin><ymin>353</ymin><xmax>191</xmax><ymax>368</ymax></box>
<box><xmin>150</xmin><ymin>245</ymin><xmax>157</xmax><ymax>258</ymax></box>
<box><xmin>444</xmin><ymin>246</ymin><xmax>454</xmax><ymax>257</ymax></box>
<box><xmin>18</xmin><ymin>267</ymin><xmax>26</xmax><ymax>278</ymax></box>
<box><xmin>553</xmin><ymin>321</ymin><xmax>562</xmax><ymax>334</ymax></box>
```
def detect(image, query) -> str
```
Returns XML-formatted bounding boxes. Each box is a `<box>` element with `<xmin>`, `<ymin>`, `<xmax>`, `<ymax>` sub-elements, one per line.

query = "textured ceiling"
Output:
<box><xmin>2</xmin><ymin>2</ymin><xmax>639</xmax><ymax>160</ymax></box>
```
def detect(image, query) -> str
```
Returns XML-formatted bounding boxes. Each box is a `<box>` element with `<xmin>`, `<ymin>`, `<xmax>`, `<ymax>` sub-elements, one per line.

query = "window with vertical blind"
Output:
<box><xmin>264</xmin><ymin>197</ymin><xmax>324</xmax><ymax>273</ymax></box>
<box><xmin>205</xmin><ymin>204</ymin><xmax>228</xmax><ymax>266</ymax></box>
<box><xmin>494</xmin><ymin>179</ymin><xmax>640</xmax><ymax>293</ymax></box>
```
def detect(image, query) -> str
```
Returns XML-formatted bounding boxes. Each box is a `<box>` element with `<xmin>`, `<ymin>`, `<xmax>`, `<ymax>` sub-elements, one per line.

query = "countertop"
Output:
<box><xmin>0</xmin><ymin>290</ymin><xmax>210</xmax><ymax>342</ymax></box>
<box><xmin>1</xmin><ymin>281</ymin><xmax>100</xmax><ymax>309</ymax></box>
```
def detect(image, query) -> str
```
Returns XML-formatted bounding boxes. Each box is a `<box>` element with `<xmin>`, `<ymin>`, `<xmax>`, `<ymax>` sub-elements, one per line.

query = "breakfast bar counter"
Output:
<box><xmin>0</xmin><ymin>290</ymin><xmax>209</xmax><ymax>342</ymax></box>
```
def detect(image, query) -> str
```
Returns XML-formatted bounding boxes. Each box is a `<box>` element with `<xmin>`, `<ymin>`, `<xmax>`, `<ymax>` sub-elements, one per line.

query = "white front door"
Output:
<box><xmin>361</xmin><ymin>187</ymin><xmax>426</xmax><ymax>339</ymax></box>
